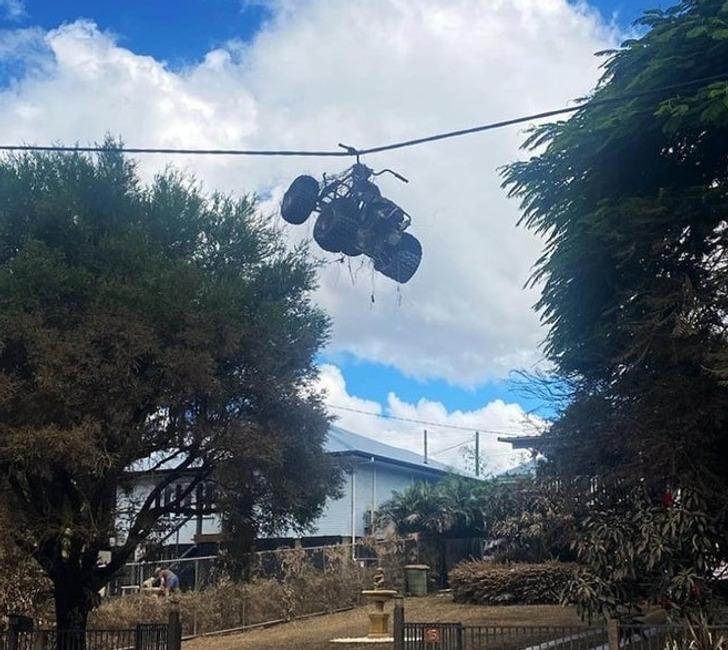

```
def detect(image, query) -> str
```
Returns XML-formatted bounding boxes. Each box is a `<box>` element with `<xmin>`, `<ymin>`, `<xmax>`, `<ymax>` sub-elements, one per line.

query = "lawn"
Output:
<box><xmin>183</xmin><ymin>593</ymin><xmax>586</xmax><ymax>650</ymax></box>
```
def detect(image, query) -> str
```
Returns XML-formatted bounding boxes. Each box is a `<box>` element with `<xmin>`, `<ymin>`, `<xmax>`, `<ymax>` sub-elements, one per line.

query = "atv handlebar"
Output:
<box><xmin>372</xmin><ymin>168</ymin><xmax>409</xmax><ymax>183</ymax></box>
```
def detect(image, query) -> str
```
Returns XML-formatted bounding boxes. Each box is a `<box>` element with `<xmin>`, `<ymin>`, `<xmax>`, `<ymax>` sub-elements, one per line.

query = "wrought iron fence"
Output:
<box><xmin>0</xmin><ymin>624</ymin><xmax>169</xmax><ymax>650</ymax></box>
<box><xmin>403</xmin><ymin>623</ymin><xmax>608</xmax><ymax>650</ymax></box>
<box><xmin>400</xmin><ymin>622</ymin><xmax>728</xmax><ymax>650</ymax></box>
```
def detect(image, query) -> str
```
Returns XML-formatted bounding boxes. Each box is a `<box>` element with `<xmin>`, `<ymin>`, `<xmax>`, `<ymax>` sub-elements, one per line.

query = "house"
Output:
<box><xmin>319</xmin><ymin>426</ymin><xmax>452</xmax><ymax>543</ymax></box>
<box><xmin>119</xmin><ymin>425</ymin><xmax>452</xmax><ymax>558</ymax></box>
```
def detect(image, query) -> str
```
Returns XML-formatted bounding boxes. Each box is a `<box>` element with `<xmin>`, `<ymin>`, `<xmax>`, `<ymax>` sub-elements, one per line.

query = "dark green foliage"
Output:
<box><xmin>502</xmin><ymin>0</ymin><xmax>728</xmax><ymax>620</ymax></box>
<box><xmin>0</xmin><ymin>143</ymin><xmax>340</xmax><ymax>628</ymax></box>
<box><xmin>450</xmin><ymin>561</ymin><xmax>575</xmax><ymax>606</ymax></box>
<box><xmin>379</xmin><ymin>476</ymin><xmax>489</xmax><ymax>539</ymax></box>
<box><xmin>380</xmin><ymin>476</ymin><xmax>577</xmax><ymax>567</ymax></box>
<box><xmin>565</xmin><ymin>487</ymin><xmax>727</xmax><ymax>623</ymax></box>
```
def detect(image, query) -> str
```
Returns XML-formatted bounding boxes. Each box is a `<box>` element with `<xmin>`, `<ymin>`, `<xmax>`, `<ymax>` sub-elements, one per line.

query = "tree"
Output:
<box><xmin>0</xmin><ymin>144</ymin><xmax>341</xmax><ymax>629</ymax></box>
<box><xmin>565</xmin><ymin>486</ymin><xmax>724</xmax><ymax>623</ymax></box>
<box><xmin>502</xmin><ymin>0</ymin><xmax>728</xmax><ymax>618</ymax></box>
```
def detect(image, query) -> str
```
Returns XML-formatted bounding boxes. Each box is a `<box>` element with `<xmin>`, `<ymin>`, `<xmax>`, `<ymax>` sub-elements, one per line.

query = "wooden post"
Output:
<box><xmin>167</xmin><ymin>608</ymin><xmax>182</xmax><ymax>650</ymax></box>
<box><xmin>392</xmin><ymin>596</ymin><xmax>404</xmax><ymax>650</ymax></box>
<box><xmin>7</xmin><ymin>624</ymin><xmax>18</xmax><ymax>650</ymax></box>
<box><xmin>607</xmin><ymin>617</ymin><xmax>620</xmax><ymax>650</ymax></box>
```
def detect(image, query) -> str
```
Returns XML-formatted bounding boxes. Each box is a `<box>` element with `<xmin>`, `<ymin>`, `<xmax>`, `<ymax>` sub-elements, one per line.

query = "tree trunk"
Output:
<box><xmin>53</xmin><ymin>572</ymin><xmax>94</xmax><ymax>631</ymax></box>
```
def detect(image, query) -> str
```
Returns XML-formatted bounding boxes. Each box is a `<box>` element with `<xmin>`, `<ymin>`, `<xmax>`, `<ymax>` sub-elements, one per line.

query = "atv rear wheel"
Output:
<box><xmin>373</xmin><ymin>232</ymin><xmax>422</xmax><ymax>283</ymax></box>
<box><xmin>281</xmin><ymin>175</ymin><xmax>319</xmax><ymax>224</ymax></box>
<box><xmin>313</xmin><ymin>198</ymin><xmax>361</xmax><ymax>256</ymax></box>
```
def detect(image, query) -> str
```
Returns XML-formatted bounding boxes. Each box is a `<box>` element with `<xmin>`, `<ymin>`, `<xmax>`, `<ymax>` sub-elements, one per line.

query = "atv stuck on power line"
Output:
<box><xmin>280</xmin><ymin>162</ymin><xmax>422</xmax><ymax>283</ymax></box>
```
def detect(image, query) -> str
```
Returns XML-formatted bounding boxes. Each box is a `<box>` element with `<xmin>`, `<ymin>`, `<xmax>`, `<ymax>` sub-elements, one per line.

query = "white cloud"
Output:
<box><xmin>318</xmin><ymin>364</ymin><xmax>538</xmax><ymax>474</ymax></box>
<box><xmin>0</xmin><ymin>0</ymin><xmax>25</xmax><ymax>21</ymax></box>
<box><xmin>0</xmin><ymin>2</ymin><xmax>619</xmax><ymax>385</ymax></box>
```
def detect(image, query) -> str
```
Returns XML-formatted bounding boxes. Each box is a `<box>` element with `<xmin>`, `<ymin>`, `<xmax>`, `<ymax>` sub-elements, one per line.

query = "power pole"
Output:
<box><xmin>475</xmin><ymin>431</ymin><xmax>480</xmax><ymax>477</ymax></box>
<box><xmin>423</xmin><ymin>429</ymin><xmax>428</xmax><ymax>464</ymax></box>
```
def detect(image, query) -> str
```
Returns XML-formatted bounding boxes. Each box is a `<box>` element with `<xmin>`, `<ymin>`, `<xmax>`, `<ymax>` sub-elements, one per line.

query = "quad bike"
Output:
<box><xmin>280</xmin><ymin>163</ymin><xmax>422</xmax><ymax>284</ymax></box>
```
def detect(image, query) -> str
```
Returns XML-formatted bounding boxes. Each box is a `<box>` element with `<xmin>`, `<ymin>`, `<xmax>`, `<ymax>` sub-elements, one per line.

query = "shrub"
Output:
<box><xmin>90</xmin><ymin>543</ymin><xmax>392</xmax><ymax>635</ymax></box>
<box><xmin>450</xmin><ymin>561</ymin><xmax>575</xmax><ymax>606</ymax></box>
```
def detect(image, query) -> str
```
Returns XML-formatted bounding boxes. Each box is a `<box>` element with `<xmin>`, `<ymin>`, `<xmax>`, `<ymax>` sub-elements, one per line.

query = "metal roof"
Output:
<box><xmin>494</xmin><ymin>458</ymin><xmax>539</xmax><ymax>479</ymax></box>
<box><xmin>325</xmin><ymin>425</ymin><xmax>452</xmax><ymax>475</ymax></box>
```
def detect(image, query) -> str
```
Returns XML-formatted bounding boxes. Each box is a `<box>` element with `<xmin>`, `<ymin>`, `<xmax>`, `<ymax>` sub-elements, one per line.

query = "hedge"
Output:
<box><xmin>449</xmin><ymin>561</ymin><xmax>575</xmax><ymax>605</ymax></box>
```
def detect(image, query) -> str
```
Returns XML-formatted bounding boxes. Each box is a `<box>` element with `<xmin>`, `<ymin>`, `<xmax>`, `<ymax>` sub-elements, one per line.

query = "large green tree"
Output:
<box><xmin>0</xmin><ymin>145</ymin><xmax>340</xmax><ymax>629</ymax></box>
<box><xmin>503</xmin><ymin>0</ymin><xmax>728</xmax><ymax>618</ymax></box>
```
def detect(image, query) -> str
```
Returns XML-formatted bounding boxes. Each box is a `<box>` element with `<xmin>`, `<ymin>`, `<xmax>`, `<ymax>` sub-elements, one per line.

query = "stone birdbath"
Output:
<box><xmin>361</xmin><ymin>568</ymin><xmax>398</xmax><ymax>639</ymax></box>
<box><xmin>330</xmin><ymin>567</ymin><xmax>398</xmax><ymax>644</ymax></box>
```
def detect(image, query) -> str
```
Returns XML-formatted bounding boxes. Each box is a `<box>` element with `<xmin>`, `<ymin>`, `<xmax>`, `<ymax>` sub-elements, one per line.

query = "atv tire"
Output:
<box><xmin>313</xmin><ymin>198</ymin><xmax>361</xmax><ymax>256</ymax></box>
<box><xmin>373</xmin><ymin>232</ymin><xmax>422</xmax><ymax>283</ymax></box>
<box><xmin>281</xmin><ymin>175</ymin><xmax>319</xmax><ymax>224</ymax></box>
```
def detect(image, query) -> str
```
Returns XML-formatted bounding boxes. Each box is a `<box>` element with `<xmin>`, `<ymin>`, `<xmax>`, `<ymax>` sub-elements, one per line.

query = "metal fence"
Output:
<box><xmin>108</xmin><ymin>555</ymin><xmax>219</xmax><ymax>596</ymax></box>
<box><xmin>399</xmin><ymin>621</ymin><xmax>728</xmax><ymax>650</ymax></box>
<box><xmin>107</xmin><ymin>541</ymin><xmax>394</xmax><ymax>596</ymax></box>
<box><xmin>0</xmin><ymin>624</ymin><xmax>170</xmax><ymax>650</ymax></box>
<box><xmin>403</xmin><ymin>623</ymin><xmax>608</xmax><ymax>650</ymax></box>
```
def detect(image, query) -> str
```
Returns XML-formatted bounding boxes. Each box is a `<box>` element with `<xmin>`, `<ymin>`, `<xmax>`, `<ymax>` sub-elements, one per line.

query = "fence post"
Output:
<box><xmin>456</xmin><ymin>623</ymin><xmax>464</xmax><ymax>650</ymax></box>
<box><xmin>393</xmin><ymin>596</ymin><xmax>404</xmax><ymax>650</ymax></box>
<box><xmin>7</xmin><ymin>623</ymin><xmax>18</xmax><ymax>650</ymax></box>
<box><xmin>168</xmin><ymin>607</ymin><xmax>182</xmax><ymax>650</ymax></box>
<box><xmin>607</xmin><ymin>618</ymin><xmax>620</xmax><ymax>650</ymax></box>
<box><xmin>134</xmin><ymin>624</ymin><xmax>143</xmax><ymax>650</ymax></box>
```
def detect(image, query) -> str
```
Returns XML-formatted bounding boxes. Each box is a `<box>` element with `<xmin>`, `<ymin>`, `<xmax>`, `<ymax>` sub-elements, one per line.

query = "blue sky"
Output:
<box><xmin>0</xmin><ymin>0</ymin><xmax>676</xmax><ymax>469</ymax></box>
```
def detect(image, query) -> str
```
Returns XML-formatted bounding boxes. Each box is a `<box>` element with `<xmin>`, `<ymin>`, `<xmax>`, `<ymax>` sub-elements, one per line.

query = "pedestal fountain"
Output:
<box><xmin>330</xmin><ymin>567</ymin><xmax>398</xmax><ymax>644</ymax></box>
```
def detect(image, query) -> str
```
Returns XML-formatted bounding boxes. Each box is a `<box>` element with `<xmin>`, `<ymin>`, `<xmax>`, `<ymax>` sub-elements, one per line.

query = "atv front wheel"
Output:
<box><xmin>281</xmin><ymin>175</ymin><xmax>319</xmax><ymax>224</ymax></box>
<box><xmin>313</xmin><ymin>198</ymin><xmax>361</xmax><ymax>256</ymax></box>
<box><xmin>373</xmin><ymin>232</ymin><xmax>422</xmax><ymax>283</ymax></box>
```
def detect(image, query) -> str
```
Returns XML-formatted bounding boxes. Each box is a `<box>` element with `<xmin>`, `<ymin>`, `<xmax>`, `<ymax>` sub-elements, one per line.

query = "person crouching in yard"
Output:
<box><xmin>141</xmin><ymin>575</ymin><xmax>164</xmax><ymax>596</ymax></box>
<box><xmin>154</xmin><ymin>567</ymin><xmax>180</xmax><ymax>595</ymax></box>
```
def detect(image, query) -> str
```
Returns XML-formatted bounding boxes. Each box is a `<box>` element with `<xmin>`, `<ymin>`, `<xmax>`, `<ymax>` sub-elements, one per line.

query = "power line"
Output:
<box><xmin>327</xmin><ymin>403</ymin><xmax>544</xmax><ymax>436</ymax></box>
<box><xmin>1</xmin><ymin>72</ymin><xmax>726</xmax><ymax>158</ymax></box>
<box><xmin>356</xmin><ymin>72</ymin><xmax>728</xmax><ymax>156</ymax></box>
<box><xmin>430</xmin><ymin>438</ymin><xmax>473</xmax><ymax>456</ymax></box>
<box><xmin>0</xmin><ymin>144</ymin><xmax>347</xmax><ymax>157</ymax></box>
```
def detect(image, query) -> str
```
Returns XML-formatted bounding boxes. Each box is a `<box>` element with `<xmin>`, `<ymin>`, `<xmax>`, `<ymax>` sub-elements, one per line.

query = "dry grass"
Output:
<box><xmin>184</xmin><ymin>593</ymin><xmax>585</xmax><ymax>650</ymax></box>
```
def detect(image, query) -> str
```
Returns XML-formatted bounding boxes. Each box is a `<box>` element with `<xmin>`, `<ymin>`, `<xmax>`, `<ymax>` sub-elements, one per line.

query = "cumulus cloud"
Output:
<box><xmin>0</xmin><ymin>2</ymin><xmax>619</xmax><ymax>385</ymax></box>
<box><xmin>318</xmin><ymin>364</ymin><xmax>538</xmax><ymax>474</ymax></box>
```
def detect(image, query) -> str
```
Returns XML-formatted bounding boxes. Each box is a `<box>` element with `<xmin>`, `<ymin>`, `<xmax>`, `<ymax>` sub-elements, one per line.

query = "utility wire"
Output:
<box><xmin>1</xmin><ymin>72</ymin><xmax>726</xmax><ymax>158</ymax></box>
<box><xmin>356</xmin><ymin>71</ymin><xmax>728</xmax><ymax>156</ymax></box>
<box><xmin>430</xmin><ymin>438</ymin><xmax>473</xmax><ymax>456</ymax></box>
<box><xmin>327</xmin><ymin>403</ymin><xmax>544</xmax><ymax>436</ymax></box>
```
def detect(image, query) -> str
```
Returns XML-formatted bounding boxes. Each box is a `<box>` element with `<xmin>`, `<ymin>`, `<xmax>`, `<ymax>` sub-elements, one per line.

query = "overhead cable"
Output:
<box><xmin>327</xmin><ymin>404</ymin><xmax>545</xmax><ymax>436</ymax></box>
<box><xmin>1</xmin><ymin>72</ymin><xmax>726</xmax><ymax>158</ymax></box>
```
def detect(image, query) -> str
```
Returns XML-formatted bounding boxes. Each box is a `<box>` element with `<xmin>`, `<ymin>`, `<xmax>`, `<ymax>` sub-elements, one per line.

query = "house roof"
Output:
<box><xmin>325</xmin><ymin>426</ymin><xmax>452</xmax><ymax>476</ymax></box>
<box><xmin>494</xmin><ymin>458</ymin><xmax>540</xmax><ymax>480</ymax></box>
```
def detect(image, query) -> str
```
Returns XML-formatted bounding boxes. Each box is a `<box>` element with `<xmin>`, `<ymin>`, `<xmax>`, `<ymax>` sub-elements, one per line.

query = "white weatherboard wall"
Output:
<box><xmin>309</xmin><ymin>457</ymin><xmax>442</xmax><ymax>539</ymax></box>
